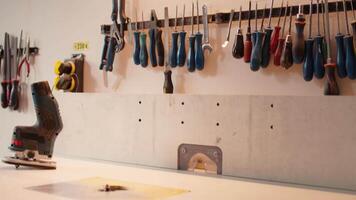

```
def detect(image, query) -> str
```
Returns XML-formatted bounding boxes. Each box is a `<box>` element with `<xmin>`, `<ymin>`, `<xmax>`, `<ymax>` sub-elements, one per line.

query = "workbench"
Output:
<box><xmin>1</xmin><ymin>157</ymin><xmax>355</xmax><ymax>200</ymax></box>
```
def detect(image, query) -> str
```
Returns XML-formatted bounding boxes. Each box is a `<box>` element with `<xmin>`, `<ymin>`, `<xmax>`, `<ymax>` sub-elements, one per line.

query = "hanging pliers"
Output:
<box><xmin>17</xmin><ymin>37</ymin><xmax>30</xmax><ymax>78</ymax></box>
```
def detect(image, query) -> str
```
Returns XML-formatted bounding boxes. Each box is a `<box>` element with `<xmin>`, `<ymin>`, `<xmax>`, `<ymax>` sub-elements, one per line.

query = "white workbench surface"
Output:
<box><xmin>0</xmin><ymin>157</ymin><xmax>355</xmax><ymax>200</ymax></box>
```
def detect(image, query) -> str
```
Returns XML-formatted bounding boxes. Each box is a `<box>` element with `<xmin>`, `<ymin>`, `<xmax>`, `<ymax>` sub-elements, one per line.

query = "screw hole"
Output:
<box><xmin>181</xmin><ymin>121</ymin><xmax>184</xmax><ymax>124</ymax></box>
<box><xmin>216</xmin><ymin>123</ymin><xmax>220</xmax><ymax>127</ymax></box>
<box><xmin>181</xmin><ymin>102</ymin><xmax>185</xmax><ymax>106</ymax></box>
<box><xmin>139</xmin><ymin>119</ymin><xmax>142</xmax><ymax>122</ymax></box>
<box><xmin>270</xmin><ymin>125</ymin><xmax>274</xmax><ymax>130</ymax></box>
<box><xmin>139</xmin><ymin>101</ymin><xmax>142</xmax><ymax>105</ymax></box>
<box><xmin>270</xmin><ymin>104</ymin><xmax>274</xmax><ymax>108</ymax></box>
<box><xmin>217</xmin><ymin>103</ymin><xmax>220</xmax><ymax>107</ymax></box>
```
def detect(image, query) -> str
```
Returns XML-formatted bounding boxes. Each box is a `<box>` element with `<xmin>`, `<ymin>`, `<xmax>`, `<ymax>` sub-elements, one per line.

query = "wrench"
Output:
<box><xmin>202</xmin><ymin>5</ymin><xmax>213</xmax><ymax>53</ymax></box>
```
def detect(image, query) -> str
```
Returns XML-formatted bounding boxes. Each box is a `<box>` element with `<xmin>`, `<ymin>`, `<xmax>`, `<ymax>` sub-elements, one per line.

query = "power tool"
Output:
<box><xmin>2</xmin><ymin>81</ymin><xmax>63</xmax><ymax>169</ymax></box>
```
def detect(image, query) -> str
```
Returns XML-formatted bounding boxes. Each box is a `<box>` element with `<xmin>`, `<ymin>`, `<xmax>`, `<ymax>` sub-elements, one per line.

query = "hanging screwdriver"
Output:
<box><xmin>232</xmin><ymin>5</ymin><xmax>244</xmax><ymax>59</ymax></box>
<box><xmin>303</xmin><ymin>0</ymin><xmax>314</xmax><ymax>81</ymax></box>
<box><xmin>321</xmin><ymin>0</ymin><xmax>328</xmax><ymax>63</ymax></box>
<box><xmin>178</xmin><ymin>5</ymin><xmax>187</xmax><ymax>67</ymax></box>
<box><xmin>270</xmin><ymin>0</ymin><xmax>284</xmax><ymax>54</ymax></box>
<box><xmin>324</xmin><ymin>0</ymin><xmax>340</xmax><ymax>95</ymax></box>
<box><xmin>187</xmin><ymin>2</ymin><xmax>196</xmax><ymax>72</ymax></box>
<box><xmin>274</xmin><ymin>2</ymin><xmax>288</xmax><ymax>66</ymax></box>
<box><xmin>164</xmin><ymin>7</ymin><xmax>174</xmax><ymax>94</ymax></box>
<box><xmin>350</xmin><ymin>0</ymin><xmax>356</xmax><ymax>51</ymax></box>
<box><xmin>313</xmin><ymin>0</ymin><xmax>325</xmax><ymax>79</ymax></box>
<box><xmin>133</xmin><ymin>11</ymin><xmax>141</xmax><ymax>65</ymax></box>
<box><xmin>170</xmin><ymin>6</ymin><xmax>179</xmax><ymax>68</ymax></box>
<box><xmin>252</xmin><ymin>2</ymin><xmax>258</xmax><ymax>49</ymax></box>
<box><xmin>335</xmin><ymin>0</ymin><xmax>347</xmax><ymax>78</ymax></box>
<box><xmin>139</xmin><ymin>12</ymin><xmax>148</xmax><ymax>68</ymax></box>
<box><xmin>251</xmin><ymin>3</ymin><xmax>266</xmax><ymax>71</ymax></box>
<box><xmin>281</xmin><ymin>5</ymin><xmax>293</xmax><ymax>69</ymax></box>
<box><xmin>195</xmin><ymin>0</ymin><xmax>204</xmax><ymax>70</ymax></box>
<box><xmin>343</xmin><ymin>0</ymin><xmax>356</xmax><ymax>79</ymax></box>
<box><xmin>261</xmin><ymin>0</ymin><xmax>274</xmax><ymax>68</ymax></box>
<box><xmin>244</xmin><ymin>1</ymin><xmax>253</xmax><ymax>63</ymax></box>
<box><xmin>292</xmin><ymin>4</ymin><xmax>306</xmax><ymax>64</ymax></box>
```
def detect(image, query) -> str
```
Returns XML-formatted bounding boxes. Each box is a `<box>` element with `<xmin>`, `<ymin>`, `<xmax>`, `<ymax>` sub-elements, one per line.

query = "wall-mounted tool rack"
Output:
<box><xmin>101</xmin><ymin>1</ymin><xmax>356</xmax><ymax>35</ymax></box>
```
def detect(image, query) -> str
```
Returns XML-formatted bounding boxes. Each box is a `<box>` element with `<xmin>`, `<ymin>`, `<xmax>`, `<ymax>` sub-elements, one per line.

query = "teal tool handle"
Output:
<box><xmin>187</xmin><ymin>36</ymin><xmax>196</xmax><ymax>72</ymax></box>
<box><xmin>170</xmin><ymin>32</ymin><xmax>179</xmax><ymax>68</ymax></box>
<box><xmin>250</xmin><ymin>32</ymin><xmax>264</xmax><ymax>71</ymax></box>
<box><xmin>149</xmin><ymin>29</ymin><xmax>157</xmax><ymax>67</ymax></box>
<box><xmin>303</xmin><ymin>39</ymin><xmax>314</xmax><ymax>81</ymax></box>
<box><xmin>139</xmin><ymin>33</ymin><xmax>148</xmax><ymax>68</ymax></box>
<box><xmin>344</xmin><ymin>35</ymin><xmax>356</xmax><ymax>80</ymax></box>
<box><xmin>133</xmin><ymin>31</ymin><xmax>141</xmax><ymax>65</ymax></box>
<box><xmin>261</xmin><ymin>28</ymin><xmax>273</xmax><ymax>68</ymax></box>
<box><xmin>335</xmin><ymin>34</ymin><xmax>347</xmax><ymax>78</ymax></box>
<box><xmin>195</xmin><ymin>33</ymin><xmax>204</xmax><ymax>71</ymax></box>
<box><xmin>156</xmin><ymin>29</ymin><xmax>165</xmax><ymax>66</ymax></box>
<box><xmin>313</xmin><ymin>36</ymin><xmax>325</xmax><ymax>79</ymax></box>
<box><xmin>177</xmin><ymin>32</ymin><xmax>187</xmax><ymax>67</ymax></box>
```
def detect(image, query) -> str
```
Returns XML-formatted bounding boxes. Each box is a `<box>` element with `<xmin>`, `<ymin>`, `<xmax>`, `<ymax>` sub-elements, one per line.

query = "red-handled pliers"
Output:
<box><xmin>17</xmin><ymin>37</ymin><xmax>30</xmax><ymax>77</ymax></box>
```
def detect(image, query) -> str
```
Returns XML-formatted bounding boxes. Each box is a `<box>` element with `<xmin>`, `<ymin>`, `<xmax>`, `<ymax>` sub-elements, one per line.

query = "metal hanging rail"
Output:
<box><xmin>101</xmin><ymin>1</ymin><xmax>356</xmax><ymax>35</ymax></box>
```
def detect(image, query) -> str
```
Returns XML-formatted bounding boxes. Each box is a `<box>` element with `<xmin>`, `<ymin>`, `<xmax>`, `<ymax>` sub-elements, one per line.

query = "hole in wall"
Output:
<box><xmin>270</xmin><ymin>104</ymin><xmax>274</xmax><ymax>108</ymax></box>
<box><xmin>139</xmin><ymin>101</ymin><xmax>142</xmax><ymax>105</ymax></box>
<box><xmin>181</xmin><ymin>121</ymin><xmax>185</xmax><ymax>125</ymax></box>
<box><xmin>181</xmin><ymin>102</ymin><xmax>185</xmax><ymax>106</ymax></box>
<box><xmin>217</xmin><ymin>103</ymin><xmax>220</xmax><ymax>107</ymax></box>
<box><xmin>270</xmin><ymin>125</ymin><xmax>274</xmax><ymax>130</ymax></box>
<box><xmin>139</xmin><ymin>119</ymin><xmax>142</xmax><ymax>122</ymax></box>
<box><xmin>216</xmin><ymin>123</ymin><xmax>220</xmax><ymax>127</ymax></box>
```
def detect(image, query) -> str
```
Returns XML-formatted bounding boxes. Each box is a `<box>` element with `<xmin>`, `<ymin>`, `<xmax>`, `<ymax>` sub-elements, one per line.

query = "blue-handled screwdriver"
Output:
<box><xmin>178</xmin><ymin>5</ymin><xmax>187</xmax><ymax>67</ymax></box>
<box><xmin>342</xmin><ymin>0</ymin><xmax>356</xmax><ymax>79</ymax></box>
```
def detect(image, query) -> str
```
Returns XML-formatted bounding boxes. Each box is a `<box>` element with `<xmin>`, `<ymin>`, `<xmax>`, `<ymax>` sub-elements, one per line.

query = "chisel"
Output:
<box><xmin>187</xmin><ymin>3</ymin><xmax>196</xmax><ymax>72</ymax></box>
<box><xmin>293</xmin><ymin>4</ymin><xmax>306</xmax><ymax>63</ymax></box>
<box><xmin>343</xmin><ymin>0</ymin><xmax>356</xmax><ymax>79</ymax></box>
<box><xmin>139</xmin><ymin>12</ymin><xmax>148</xmax><ymax>68</ymax></box>
<box><xmin>270</xmin><ymin>0</ymin><xmax>284</xmax><ymax>54</ymax></box>
<box><xmin>232</xmin><ymin>5</ymin><xmax>244</xmax><ymax>59</ymax></box>
<box><xmin>281</xmin><ymin>5</ymin><xmax>293</xmax><ymax>69</ymax></box>
<box><xmin>303</xmin><ymin>0</ymin><xmax>314</xmax><ymax>81</ymax></box>
<box><xmin>170</xmin><ymin>6</ymin><xmax>179</xmax><ymax>68</ymax></box>
<box><xmin>335</xmin><ymin>0</ymin><xmax>347</xmax><ymax>78</ymax></box>
<box><xmin>314</xmin><ymin>0</ymin><xmax>325</xmax><ymax>79</ymax></box>
<box><xmin>251</xmin><ymin>3</ymin><xmax>266</xmax><ymax>71</ymax></box>
<box><xmin>133</xmin><ymin>11</ymin><xmax>141</xmax><ymax>65</ymax></box>
<box><xmin>244</xmin><ymin>1</ymin><xmax>253</xmax><ymax>63</ymax></box>
<box><xmin>261</xmin><ymin>0</ymin><xmax>274</xmax><ymax>68</ymax></box>
<box><xmin>274</xmin><ymin>2</ymin><xmax>288</xmax><ymax>66</ymax></box>
<box><xmin>178</xmin><ymin>5</ymin><xmax>187</xmax><ymax>67</ymax></box>
<box><xmin>164</xmin><ymin>7</ymin><xmax>174</xmax><ymax>94</ymax></box>
<box><xmin>1</xmin><ymin>33</ymin><xmax>10</xmax><ymax>109</ymax></box>
<box><xmin>195</xmin><ymin>0</ymin><xmax>205</xmax><ymax>70</ymax></box>
<box><xmin>323</xmin><ymin>0</ymin><xmax>340</xmax><ymax>95</ymax></box>
<box><xmin>232</xmin><ymin>6</ymin><xmax>244</xmax><ymax>59</ymax></box>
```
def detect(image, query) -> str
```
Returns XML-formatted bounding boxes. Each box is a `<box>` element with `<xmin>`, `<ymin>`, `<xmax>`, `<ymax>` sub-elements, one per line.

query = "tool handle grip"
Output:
<box><xmin>187</xmin><ymin>36</ymin><xmax>196</xmax><ymax>72</ymax></box>
<box><xmin>244</xmin><ymin>33</ymin><xmax>252</xmax><ymax>63</ymax></box>
<box><xmin>1</xmin><ymin>82</ymin><xmax>8</xmax><ymax>108</ymax></box>
<box><xmin>156</xmin><ymin>29</ymin><xmax>165</xmax><ymax>66</ymax></box>
<box><xmin>335</xmin><ymin>34</ymin><xmax>347</xmax><ymax>78</ymax></box>
<box><xmin>163</xmin><ymin>70</ymin><xmax>174</xmax><ymax>94</ymax></box>
<box><xmin>313</xmin><ymin>36</ymin><xmax>325</xmax><ymax>79</ymax></box>
<box><xmin>344</xmin><ymin>35</ymin><xmax>356</xmax><ymax>79</ymax></box>
<box><xmin>274</xmin><ymin>38</ymin><xmax>285</xmax><ymax>66</ymax></box>
<box><xmin>261</xmin><ymin>28</ymin><xmax>273</xmax><ymax>68</ymax></box>
<box><xmin>250</xmin><ymin>32</ymin><xmax>264</xmax><ymax>71</ymax></box>
<box><xmin>303</xmin><ymin>39</ymin><xmax>314</xmax><ymax>81</ymax></box>
<box><xmin>111</xmin><ymin>0</ymin><xmax>118</xmax><ymax>21</ymax></box>
<box><xmin>105</xmin><ymin>37</ymin><xmax>118</xmax><ymax>72</ymax></box>
<box><xmin>232</xmin><ymin>32</ymin><xmax>244</xmax><ymax>59</ymax></box>
<box><xmin>9</xmin><ymin>80</ymin><xmax>19</xmax><ymax>110</ymax></box>
<box><xmin>251</xmin><ymin>32</ymin><xmax>257</xmax><ymax>47</ymax></box>
<box><xmin>324</xmin><ymin>64</ymin><xmax>340</xmax><ymax>96</ymax></box>
<box><xmin>170</xmin><ymin>32</ymin><xmax>179</xmax><ymax>68</ymax></box>
<box><xmin>149</xmin><ymin>29</ymin><xmax>157</xmax><ymax>67</ymax></box>
<box><xmin>293</xmin><ymin>22</ymin><xmax>306</xmax><ymax>64</ymax></box>
<box><xmin>178</xmin><ymin>32</ymin><xmax>187</xmax><ymax>67</ymax></box>
<box><xmin>133</xmin><ymin>32</ymin><xmax>141</xmax><ymax>65</ymax></box>
<box><xmin>100</xmin><ymin>36</ymin><xmax>110</xmax><ymax>70</ymax></box>
<box><xmin>195</xmin><ymin>33</ymin><xmax>205</xmax><ymax>71</ymax></box>
<box><xmin>139</xmin><ymin>33</ymin><xmax>148</xmax><ymax>68</ymax></box>
<box><xmin>270</xmin><ymin>26</ymin><xmax>281</xmax><ymax>53</ymax></box>
<box><xmin>281</xmin><ymin>36</ymin><xmax>293</xmax><ymax>69</ymax></box>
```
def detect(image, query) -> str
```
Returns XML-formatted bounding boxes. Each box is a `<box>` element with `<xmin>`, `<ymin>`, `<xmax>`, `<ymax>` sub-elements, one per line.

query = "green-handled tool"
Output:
<box><xmin>261</xmin><ymin>0</ymin><xmax>274</xmax><ymax>68</ymax></box>
<box><xmin>293</xmin><ymin>4</ymin><xmax>306</xmax><ymax>64</ymax></box>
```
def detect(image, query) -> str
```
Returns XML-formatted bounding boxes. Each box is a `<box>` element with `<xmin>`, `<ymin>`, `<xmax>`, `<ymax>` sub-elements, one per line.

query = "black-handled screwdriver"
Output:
<box><xmin>303</xmin><ymin>0</ymin><xmax>314</xmax><ymax>81</ymax></box>
<box><xmin>139</xmin><ymin>12</ymin><xmax>148</xmax><ymax>68</ymax></box>
<box><xmin>164</xmin><ymin>7</ymin><xmax>174</xmax><ymax>94</ymax></box>
<box><xmin>232</xmin><ymin>6</ymin><xmax>244</xmax><ymax>59</ymax></box>
<box><xmin>293</xmin><ymin>4</ymin><xmax>306</xmax><ymax>64</ymax></box>
<box><xmin>314</xmin><ymin>0</ymin><xmax>325</xmax><ymax>79</ymax></box>
<box><xmin>178</xmin><ymin>5</ymin><xmax>187</xmax><ymax>67</ymax></box>
<box><xmin>187</xmin><ymin>2</ymin><xmax>196</xmax><ymax>72</ymax></box>
<box><xmin>170</xmin><ymin>6</ymin><xmax>179</xmax><ymax>68</ymax></box>
<box><xmin>343</xmin><ymin>0</ymin><xmax>356</xmax><ymax>79</ymax></box>
<box><xmin>335</xmin><ymin>0</ymin><xmax>347</xmax><ymax>78</ymax></box>
<box><xmin>133</xmin><ymin>11</ymin><xmax>141</xmax><ymax>65</ymax></box>
<box><xmin>281</xmin><ymin>6</ymin><xmax>293</xmax><ymax>69</ymax></box>
<box><xmin>261</xmin><ymin>0</ymin><xmax>274</xmax><ymax>68</ymax></box>
<box><xmin>251</xmin><ymin>3</ymin><xmax>266</xmax><ymax>71</ymax></box>
<box><xmin>324</xmin><ymin>0</ymin><xmax>340</xmax><ymax>95</ymax></box>
<box><xmin>1</xmin><ymin>33</ymin><xmax>10</xmax><ymax>109</ymax></box>
<box><xmin>195</xmin><ymin>0</ymin><xmax>204</xmax><ymax>70</ymax></box>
